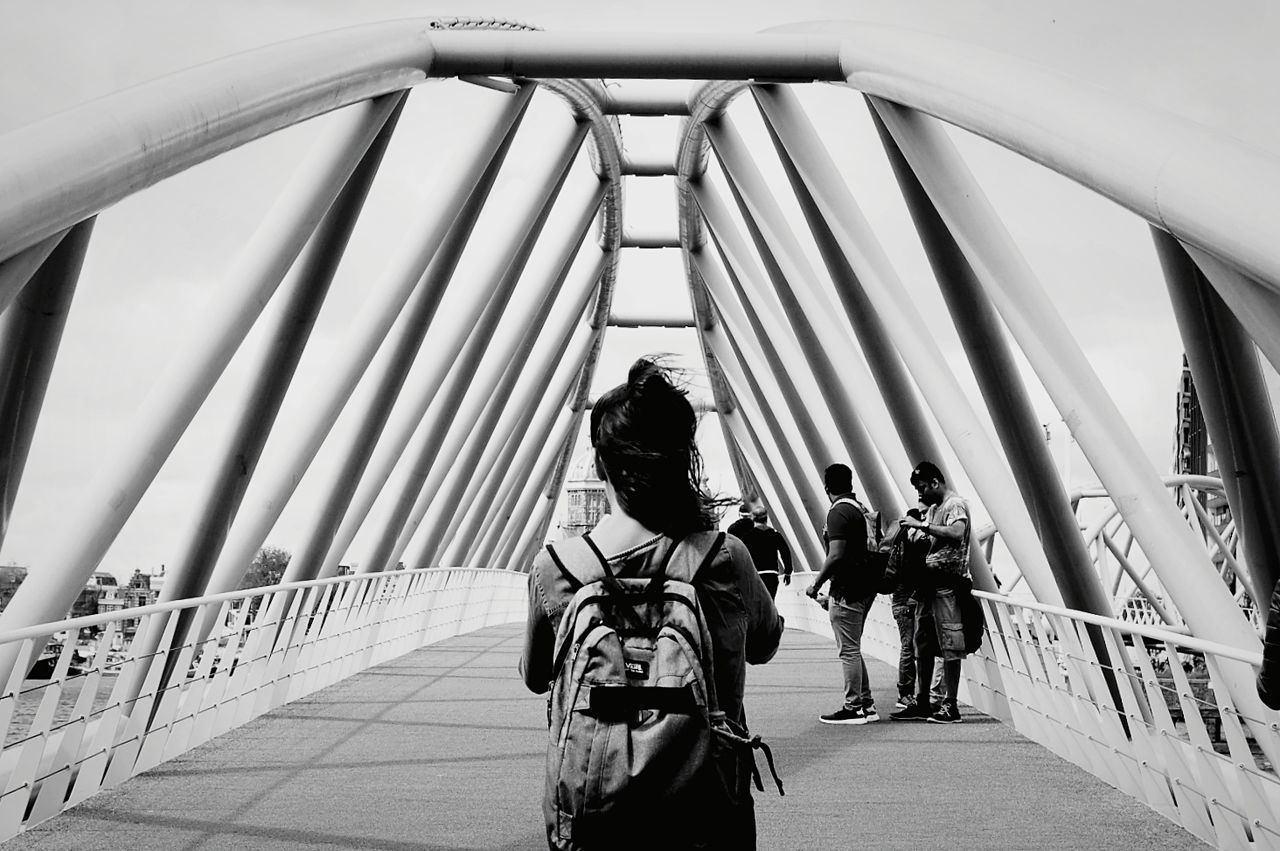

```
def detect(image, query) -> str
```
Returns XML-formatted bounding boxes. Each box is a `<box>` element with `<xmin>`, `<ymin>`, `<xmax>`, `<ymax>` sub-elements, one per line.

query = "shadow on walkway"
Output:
<box><xmin>8</xmin><ymin>623</ymin><xmax>1206</xmax><ymax>850</ymax></box>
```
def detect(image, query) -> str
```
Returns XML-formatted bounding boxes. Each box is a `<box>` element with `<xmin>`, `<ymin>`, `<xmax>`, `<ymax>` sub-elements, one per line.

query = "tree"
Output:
<box><xmin>238</xmin><ymin>545</ymin><xmax>292</xmax><ymax>590</ymax></box>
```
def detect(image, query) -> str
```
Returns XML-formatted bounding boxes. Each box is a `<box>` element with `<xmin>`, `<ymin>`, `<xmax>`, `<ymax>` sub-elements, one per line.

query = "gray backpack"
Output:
<box><xmin>541</xmin><ymin>532</ymin><xmax>780</xmax><ymax>849</ymax></box>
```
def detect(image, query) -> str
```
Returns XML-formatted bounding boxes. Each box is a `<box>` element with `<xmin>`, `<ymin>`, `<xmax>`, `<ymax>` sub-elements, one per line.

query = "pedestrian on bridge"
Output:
<box><xmin>727</xmin><ymin>502</ymin><xmax>794</xmax><ymax>598</ymax></box>
<box><xmin>806</xmin><ymin>463</ymin><xmax>882</xmax><ymax>725</ymax></box>
<box><xmin>879</xmin><ymin>506</ymin><xmax>931</xmax><ymax>711</ymax></box>
<box><xmin>520</xmin><ymin>358</ymin><xmax>784</xmax><ymax>851</ymax></box>
<box><xmin>891</xmin><ymin>461</ymin><xmax>971</xmax><ymax>725</ymax></box>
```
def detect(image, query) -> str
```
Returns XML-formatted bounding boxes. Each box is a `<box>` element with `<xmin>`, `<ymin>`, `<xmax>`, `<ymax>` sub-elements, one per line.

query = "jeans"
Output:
<box><xmin>891</xmin><ymin>595</ymin><xmax>916</xmax><ymax>699</ymax></box>
<box><xmin>829</xmin><ymin>597</ymin><xmax>874</xmax><ymax>711</ymax></box>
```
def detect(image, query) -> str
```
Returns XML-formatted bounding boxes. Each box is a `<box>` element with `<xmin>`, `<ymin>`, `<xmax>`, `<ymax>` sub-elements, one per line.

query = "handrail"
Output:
<box><xmin>975</xmin><ymin>590</ymin><xmax>1263</xmax><ymax>667</ymax></box>
<box><xmin>0</xmin><ymin>566</ymin><xmax>500</xmax><ymax>647</ymax></box>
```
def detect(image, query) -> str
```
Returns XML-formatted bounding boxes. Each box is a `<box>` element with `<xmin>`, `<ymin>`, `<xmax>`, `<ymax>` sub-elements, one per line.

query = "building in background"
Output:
<box><xmin>0</xmin><ymin>566</ymin><xmax>27</xmax><ymax>613</ymax></box>
<box><xmin>1173</xmin><ymin>355</ymin><xmax>1215</xmax><ymax>479</ymax></box>
<box><xmin>556</xmin><ymin>451</ymin><xmax>608</xmax><ymax>540</ymax></box>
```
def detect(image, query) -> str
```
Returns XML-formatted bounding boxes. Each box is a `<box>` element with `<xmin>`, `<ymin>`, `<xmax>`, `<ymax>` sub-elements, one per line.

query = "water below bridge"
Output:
<box><xmin>6</xmin><ymin>624</ymin><xmax>1206</xmax><ymax>850</ymax></box>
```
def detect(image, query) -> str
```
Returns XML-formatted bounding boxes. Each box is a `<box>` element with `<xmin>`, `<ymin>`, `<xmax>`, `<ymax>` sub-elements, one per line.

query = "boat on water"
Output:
<box><xmin>25</xmin><ymin>644</ymin><xmax>85</xmax><ymax>680</ymax></box>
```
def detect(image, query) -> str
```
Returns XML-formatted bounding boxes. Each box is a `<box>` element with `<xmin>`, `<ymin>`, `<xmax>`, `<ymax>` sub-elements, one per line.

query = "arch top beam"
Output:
<box><xmin>426</xmin><ymin>31</ymin><xmax>846</xmax><ymax>81</ymax></box>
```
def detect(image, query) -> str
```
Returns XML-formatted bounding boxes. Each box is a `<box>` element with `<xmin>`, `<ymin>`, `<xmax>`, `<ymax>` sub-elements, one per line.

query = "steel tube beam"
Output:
<box><xmin>719</xmin><ymin>397</ymin><xmax>817</xmax><ymax>571</ymax></box>
<box><xmin>873</xmin><ymin>110</ymin><xmax>1111</xmax><ymax>618</ymax></box>
<box><xmin>1180</xmin><ymin>243</ymin><xmax>1280</xmax><ymax>385</ymax></box>
<box><xmin>747</xmin><ymin>87</ymin><xmax>1019</xmax><ymax>595</ymax></box>
<box><xmin>704</xmin><ymin>117</ymin><xmax>903</xmax><ymax>515</ymax></box>
<box><xmin>425</xmin><ymin>32</ymin><xmax>845</xmax><ymax>81</ymax></box>
<box><xmin>693</xmin><ymin>184</ymin><xmax>847</xmax><ymax>498</ymax></box>
<box><xmin>871</xmin><ymin>99</ymin><xmax>1272</xmax><ymax>750</ymax></box>
<box><xmin>706</xmin><ymin>328</ymin><xmax>825</xmax><ymax>568</ymax></box>
<box><xmin>606</xmin><ymin>314</ymin><xmax>694</xmax><ymax>328</ymax></box>
<box><xmin>465</xmin><ymin>344</ymin><xmax>589</xmax><ymax>568</ymax></box>
<box><xmin>276</xmin><ymin>87</ymin><xmax>534</xmax><ymax>585</ymax></box>
<box><xmin>694</xmin><ymin>271</ymin><xmax>825</xmax><ymax>547</ymax></box>
<box><xmin>389</xmin><ymin>179</ymin><xmax>598</xmax><ymax>573</ymax></box>
<box><xmin>0</xmin><ymin>230</ymin><xmax>68</xmax><ymax>319</ymax></box>
<box><xmin>440</xmin><ymin>252</ymin><xmax>604</xmax><ymax>565</ymax></box>
<box><xmin>619</xmin><ymin>233</ymin><xmax>681</xmax><ymax>249</ymax></box>
<box><xmin>0</xmin><ymin>220</ymin><xmax>93</xmax><ymax>550</ymax></box>
<box><xmin>509</xmin><ymin>412</ymin><xmax>585</xmax><ymax>571</ymax></box>
<box><xmin>414</xmin><ymin>204</ymin><xmax>604</xmax><ymax>567</ymax></box>
<box><xmin>1155</xmin><ymin>230</ymin><xmax>1280</xmax><ymax>603</ymax></box>
<box><xmin>692</xmin><ymin>248</ymin><xmax>828</xmax><ymax>535</ymax></box>
<box><xmin>807</xmin><ymin>23</ymin><xmax>1280</xmax><ymax>294</ymax></box>
<box><xmin>0</xmin><ymin>98</ymin><xmax>395</xmax><ymax>669</ymax></box>
<box><xmin>128</xmin><ymin>99</ymin><xmax>402</xmax><ymax>705</ymax></box>
<box><xmin>479</xmin><ymin>402</ymin><xmax>575</xmax><ymax>569</ymax></box>
<box><xmin>196</xmin><ymin>87</ymin><xmax>535</xmax><ymax>598</ymax></box>
<box><xmin>488</xmin><ymin>407</ymin><xmax>578</xmax><ymax>570</ymax></box>
<box><xmin>359</xmin><ymin>121</ymin><xmax>588</xmax><ymax>574</ymax></box>
<box><xmin>620</xmin><ymin>158</ymin><xmax>677</xmax><ymax>177</ymax></box>
<box><xmin>602</xmin><ymin>91</ymin><xmax>690</xmax><ymax>116</ymax></box>
<box><xmin>748</xmin><ymin>85</ymin><xmax>1008</xmax><ymax>587</ymax></box>
<box><xmin>162</xmin><ymin>94</ymin><xmax>403</xmax><ymax>607</ymax></box>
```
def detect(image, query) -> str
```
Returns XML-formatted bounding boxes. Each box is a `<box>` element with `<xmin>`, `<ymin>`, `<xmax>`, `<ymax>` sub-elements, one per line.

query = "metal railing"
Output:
<box><xmin>778</xmin><ymin>584</ymin><xmax>1280</xmax><ymax>848</ymax></box>
<box><xmin>971</xmin><ymin>591</ymin><xmax>1279</xmax><ymax>850</ymax></box>
<box><xmin>0</xmin><ymin>567</ymin><xmax>526</xmax><ymax>839</ymax></box>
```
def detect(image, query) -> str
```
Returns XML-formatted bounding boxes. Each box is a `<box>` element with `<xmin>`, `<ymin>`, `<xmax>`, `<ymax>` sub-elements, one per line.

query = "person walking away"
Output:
<box><xmin>728</xmin><ymin>504</ymin><xmax>793</xmax><ymax>598</ymax></box>
<box><xmin>728</xmin><ymin>502</ymin><xmax>754</xmax><ymax>540</ymax></box>
<box><xmin>520</xmin><ymin>359</ymin><xmax>784</xmax><ymax>850</ymax></box>
<box><xmin>891</xmin><ymin>462</ymin><xmax>970</xmax><ymax>724</ymax></box>
<box><xmin>806</xmin><ymin>463</ymin><xmax>879</xmax><ymax>725</ymax></box>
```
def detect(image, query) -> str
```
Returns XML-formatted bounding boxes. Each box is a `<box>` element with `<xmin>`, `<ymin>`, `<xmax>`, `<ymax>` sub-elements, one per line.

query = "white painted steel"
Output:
<box><xmin>0</xmin><ymin>567</ymin><xmax>527</xmax><ymax>840</ymax></box>
<box><xmin>424</xmin><ymin>232</ymin><xmax>606</xmax><ymax>567</ymax></box>
<box><xmin>692</xmin><ymin>180</ymin><xmax>851</xmax><ymax>501</ymax></box>
<box><xmin>703</xmin><ymin>117</ymin><xmax>904</xmax><ymax>515</ymax></box>
<box><xmin>0</xmin><ymin>98</ymin><xmax>400</xmax><ymax>677</ymax></box>
<box><xmin>871</xmin><ymin>101</ymin><xmax>1272</xmax><ymax>752</ymax></box>
<box><xmin>741</xmin><ymin>85</ymin><xmax>1037</xmax><ymax>599</ymax></box>
<box><xmin>1</xmin><ymin>20</ymin><xmax>1278</xmax><ymax>844</ymax></box>
<box><xmin>446</xmin><ymin>281</ymin><xmax>604</xmax><ymax>566</ymax></box>
<box><xmin>199</xmin><ymin>87</ymin><xmax>535</xmax><ymax>596</ymax></box>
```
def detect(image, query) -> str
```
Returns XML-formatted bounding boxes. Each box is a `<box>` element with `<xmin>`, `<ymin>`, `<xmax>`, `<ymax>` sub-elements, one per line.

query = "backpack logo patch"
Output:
<box><xmin>624</xmin><ymin>659</ymin><xmax>649</xmax><ymax>679</ymax></box>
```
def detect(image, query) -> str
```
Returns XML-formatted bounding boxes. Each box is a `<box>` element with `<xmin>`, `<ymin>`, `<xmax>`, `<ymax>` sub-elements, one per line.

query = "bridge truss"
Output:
<box><xmin>0</xmin><ymin>18</ymin><xmax>1277</xmax><ymax>846</ymax></box>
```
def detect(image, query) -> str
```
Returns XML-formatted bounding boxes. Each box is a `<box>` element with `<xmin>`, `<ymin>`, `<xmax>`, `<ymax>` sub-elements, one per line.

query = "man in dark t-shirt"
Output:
<box><xmin>728</xmin><ymin>504</ymin><xmax>793</xmax><ymax>598</ymax></box>
<box><xmin>805</xmin><ymin>463</ymin><xmax>877</xmax><ymax>725</ymax></box>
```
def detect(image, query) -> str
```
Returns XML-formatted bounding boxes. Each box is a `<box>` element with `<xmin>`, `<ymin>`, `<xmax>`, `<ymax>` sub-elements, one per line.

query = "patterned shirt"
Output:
<box><xmin>924</xmin><ymin>493</ymin><xmax>970</xmax><ymax>578</ymax></box>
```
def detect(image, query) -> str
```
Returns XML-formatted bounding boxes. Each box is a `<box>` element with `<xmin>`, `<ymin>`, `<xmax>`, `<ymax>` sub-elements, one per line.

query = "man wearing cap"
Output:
<box><xmin>892</xmin><ymin>461</ymin><xmax>971</xmax><ymax>724</ymax></box>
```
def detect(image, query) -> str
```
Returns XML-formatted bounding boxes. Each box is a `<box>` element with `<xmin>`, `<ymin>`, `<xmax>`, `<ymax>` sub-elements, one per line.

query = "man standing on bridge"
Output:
<box><xmin>892</xmin><ymin>461</ymin><xmax>970</xmax><ymax>724</ymax></box>
<box><xmin>806</xmin><ymin>463</ymin><xmax>879</xmax><ymax>725</ymax></box>
<box><xmin>728</xmin><ymin>502</ymin><xmax>793</xmax><ymax>598</ymax></box>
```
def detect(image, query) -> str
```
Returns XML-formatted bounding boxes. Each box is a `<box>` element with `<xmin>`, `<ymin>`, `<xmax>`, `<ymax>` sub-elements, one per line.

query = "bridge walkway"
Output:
<box><xmin>6</xmin><ymin>624</ymin><xmax>1206</xmax><ymax>850</ymax></box>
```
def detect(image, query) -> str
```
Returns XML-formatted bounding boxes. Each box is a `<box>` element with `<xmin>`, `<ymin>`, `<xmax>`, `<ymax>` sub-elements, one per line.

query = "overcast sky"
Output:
<box><xmin>1</xmin><ymin>0</ymin><xmax>1276</xmax><ymax>583</ymax></box>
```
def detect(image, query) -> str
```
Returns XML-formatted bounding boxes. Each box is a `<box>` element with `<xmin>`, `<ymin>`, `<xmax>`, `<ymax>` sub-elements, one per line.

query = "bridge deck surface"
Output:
<box><xmin>8</xmin><ymin>624</ymin><xmax>1205</xmax><ymax>850</ymax></box>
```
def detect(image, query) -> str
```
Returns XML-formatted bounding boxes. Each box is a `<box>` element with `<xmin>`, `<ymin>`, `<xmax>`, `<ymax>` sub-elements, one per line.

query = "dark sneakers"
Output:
<box><xmin>889</xmin><ymin>701</ymin><xmax>934</xmax><ymax>721</ymax></box>
<box><xmin>861</xmin><ymin>705</ymin><xmax>879</xmax><ymax>723</ymax></box>
<box><xmin>819</xmin><ymin>706</ymin><xmax>870</xmax><ymax>725</ymax></box>
<box><xmin>927</xmin><ymin>703</ymin><xmax>963</xmax><ymax>724</ymax></box>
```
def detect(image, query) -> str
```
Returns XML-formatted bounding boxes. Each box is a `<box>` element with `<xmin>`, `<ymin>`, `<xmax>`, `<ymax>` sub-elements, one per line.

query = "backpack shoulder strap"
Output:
<box><xmin>661</xmin><ymin>531</ymin><xmax>726</xmax><ymax>585</ymax></box>
<box><xmin>544</xmin><ymin>543</ymin><xmax>584</xmax><ymax>592</ymax></box>
<box><xmin>543</xmin><ymin>535</ymin><xmax>615</xmax><ymax>592</ymax></box>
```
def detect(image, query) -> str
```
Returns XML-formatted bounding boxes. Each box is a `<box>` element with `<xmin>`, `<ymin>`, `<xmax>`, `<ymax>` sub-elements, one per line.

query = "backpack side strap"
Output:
<box><xmin>544</xmin><ymin>543</ymin><xmax>583</xmax><ymax>592</ymax></box>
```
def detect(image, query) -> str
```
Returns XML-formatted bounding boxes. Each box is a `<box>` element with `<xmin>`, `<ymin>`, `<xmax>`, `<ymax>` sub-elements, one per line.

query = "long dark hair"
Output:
<box><xmin>590</xmin><ymin>358</ymin><xmax>725</xmax><ymax>538</ymax></box>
